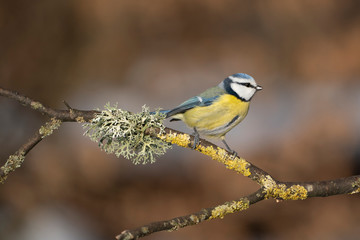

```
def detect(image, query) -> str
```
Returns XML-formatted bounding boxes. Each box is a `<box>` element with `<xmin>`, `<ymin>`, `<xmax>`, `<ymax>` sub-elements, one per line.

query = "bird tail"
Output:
<box><xmin>150</xmin><ymin>109</ymin><xmax>181</xmax><ymax>121</ymax></box>
<box><xmin>150</xmin><ymin>110</ymin><xmax>170</xmax><ymax>117</ymax></box>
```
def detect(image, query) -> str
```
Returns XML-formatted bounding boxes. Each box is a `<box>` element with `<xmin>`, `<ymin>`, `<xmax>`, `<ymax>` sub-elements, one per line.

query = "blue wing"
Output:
<box><xmin>165</xmin><ymin>95</ymin><xmax>219</xmax><ymax>118</ymax></box>
<box><xmin>151</xmin><ymin>85</ymin><xmax>225</xmax><ymax>118</ymax></box>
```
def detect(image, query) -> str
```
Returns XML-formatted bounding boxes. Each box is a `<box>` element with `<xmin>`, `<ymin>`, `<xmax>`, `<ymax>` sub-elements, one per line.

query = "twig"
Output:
<box><xmin>0</xmin><ymin>87</ymin><xmax>98</xmax><ymax>122</ymax></box>
<box><xmin>62</xmin><ymin>100</ymin><xmax>73</xmax><ymax>110</ymax></box>
<box><xmin>116</xmin><ymin>188</ymin><xmax>266</xmax><ymax>240</ymax></box>
<box><xmin>0</xmin><ymin>130</ymin><xmax>43</xmax><ymax>181</ymax></box>
<box><xmin>116</xmin><ymin>175</ymin><xmax>360</xmax><ymax>240</ymax></box>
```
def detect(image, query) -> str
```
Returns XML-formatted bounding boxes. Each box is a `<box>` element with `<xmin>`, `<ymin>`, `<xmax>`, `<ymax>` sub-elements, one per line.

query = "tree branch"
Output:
<box><xmin>116</xmin><ymin>188</ymin><xmax>267</xmax><ymax>240</ymax></box>
<box><xmin>115</xmin><ymin>175</ymin><xmax>360</xmax><ymax>240</ymax></box>
<box><xmin>1</xmin><ymin>87</ymin><xmax>359</xmax><ymax>240</ymax></box>
<box><xmin>0</xmin><ymin>129</ymin><xmax>43</xmax><ymax>181</ymax></box>
<box><xmin>0</xmin><ymin>87</ymin><xmax>98</xmax><ymax>122</ymax></box>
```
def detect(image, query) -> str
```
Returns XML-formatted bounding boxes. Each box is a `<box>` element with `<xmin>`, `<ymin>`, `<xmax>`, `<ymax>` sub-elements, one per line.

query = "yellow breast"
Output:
<box><xmin>180</xmin><ymin>94</ymin><xmax>250</xmax><ymax>137</ymax></box>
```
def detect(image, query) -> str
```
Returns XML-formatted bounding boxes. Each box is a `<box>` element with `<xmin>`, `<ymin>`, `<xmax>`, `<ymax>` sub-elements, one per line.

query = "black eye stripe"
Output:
<box><xmin>238</xmin><ymin>82</ymin><xmax>254</xmax><ymax>88</ymax></box>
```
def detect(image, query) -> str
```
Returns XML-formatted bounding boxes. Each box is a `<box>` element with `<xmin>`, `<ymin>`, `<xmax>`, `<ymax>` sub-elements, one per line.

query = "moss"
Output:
<box><xmin>210</xmin><ymin>199</ymin><xmax>250</xmax><ymax>219</ymax></box>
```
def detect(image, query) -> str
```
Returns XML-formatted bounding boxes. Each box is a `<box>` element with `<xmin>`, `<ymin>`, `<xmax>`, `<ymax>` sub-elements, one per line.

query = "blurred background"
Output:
<box><xmin>1</xmin><ymin>1</ymin><xmax>360</xmax><ymax>239</ymax></box>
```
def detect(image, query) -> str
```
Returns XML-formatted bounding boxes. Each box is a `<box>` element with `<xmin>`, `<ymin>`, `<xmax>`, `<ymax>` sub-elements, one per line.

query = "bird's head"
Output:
<box><xmin>219</xmin><ymin>73</ymin><xmax>262</xmax><ymax>101</ymax></box>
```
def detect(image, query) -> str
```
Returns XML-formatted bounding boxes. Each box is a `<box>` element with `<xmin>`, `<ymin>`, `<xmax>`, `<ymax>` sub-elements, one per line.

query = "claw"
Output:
<box><xmin>222</xmin><ymin>139</ymin><xmax>238</xmax><ymax>158</ymax></box>
<box><xmin>230</xmin><ymin>150</ymin><xmax>238</xmax><ymax>159</ymax></box>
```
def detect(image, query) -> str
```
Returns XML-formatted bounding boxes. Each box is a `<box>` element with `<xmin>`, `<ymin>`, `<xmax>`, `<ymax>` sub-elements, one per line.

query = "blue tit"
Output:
<box><xmin>159</xmin><ymin>73</ymin><xmax>262</xmax><ymax>154</ymax></box>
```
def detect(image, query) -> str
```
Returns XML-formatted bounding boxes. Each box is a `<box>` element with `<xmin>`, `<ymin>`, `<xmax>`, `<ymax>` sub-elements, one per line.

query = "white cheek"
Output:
<box><xmin>230</xmin><ymin>83</ymin><xmax>256</xmax><ymax>101</ymax></box>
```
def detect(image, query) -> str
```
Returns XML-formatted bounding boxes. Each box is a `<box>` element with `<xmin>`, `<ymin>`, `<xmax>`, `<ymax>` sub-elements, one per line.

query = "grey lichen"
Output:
<box><xmin>0</xmin><ymin>151</ymin><xmax>25</xmax><ymax>183</ymax></box>
<box><xmin>83</xmin><ymin>103</ymin><xmax>171</xmax><ymax>164</ymax></box>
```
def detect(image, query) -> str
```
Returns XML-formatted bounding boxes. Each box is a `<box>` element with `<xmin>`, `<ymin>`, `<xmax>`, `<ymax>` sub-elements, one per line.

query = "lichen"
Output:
<box><xmin>273</xmin><ymin>184</ymin><xmax>308</xmax><ymax>200</ymax></box>
<box><xmin>197</xmin><ymin>145</ymin><xmax>251</xmax><ymax>177</ymax></box>
<box><xmin>39</xmin><ymin>118</ymin><xmax>62</xmax><ymax>138</ymax></box>
<box><xmin>83</xmin><ymin>104</ymin><xmax>171</xmax><ymax>164</ymax></box>
<box><xmin>157</xmin><ymin>132</ymin><xmax>191</xmax><ymax>148</ymax></box>
<box><xmin>261</xmin><ymin>175</ymin><xmax>307</xmax><ymax>200</ymax></box>
<box><xmin>116</xmin><ymin>231</ymin><xmax>134</xmax><ymax>240</ymax></box>
<box><xmin>75</xmin><ymin>116</ymin><xmax>86</xmax><ymax>123</ymax></box>
<box><xmin>351</xmin><ymin>187</ymin><xmax>360</xmax><ymax>194</ymax></box>
<box><xmin>166</xmin><ymin>213</ymin><xmax>207</xmax><ymax>232</ymax></box>
<box><xmin>350</xmin><ymin>179</ymin><xmax>360</xmax><ymax>194</ymax></box>
<box><xmin>30</xmin><ymin>101</ymin><xmax>44</xmax><ymax>110</ymax></box>
<box><xmin>210</xmin><ymin>199</ymin><xmax>250</xmax><ymax>219</ymax></box>
<box><xmin>157</xmin><ymin>133</ymin><xmax>251</xmax><ymax>177</ymax></box>
<box><xmin>189</xmin><ymin>214</ymin><xmax>200</xmax><ymax>224</ymax></box>
<box><xmin>0</xmin><ymin>151</ymin><xmax>25</xmax><ymax>184</ymax></box>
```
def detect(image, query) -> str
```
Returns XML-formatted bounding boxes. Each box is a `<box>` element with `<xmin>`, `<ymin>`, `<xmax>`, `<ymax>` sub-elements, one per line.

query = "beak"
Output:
<box><xmin>256</xmin><ymin>85</ymin><xmax>263</xmax><ymax>91</ymax></box>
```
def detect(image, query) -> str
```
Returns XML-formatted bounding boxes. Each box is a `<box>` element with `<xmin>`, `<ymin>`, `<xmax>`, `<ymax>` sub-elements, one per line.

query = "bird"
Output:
<box><xmin>158</xmin><ymin>73</ymin><xmax>262</xmax><ymax>155</ymax></box>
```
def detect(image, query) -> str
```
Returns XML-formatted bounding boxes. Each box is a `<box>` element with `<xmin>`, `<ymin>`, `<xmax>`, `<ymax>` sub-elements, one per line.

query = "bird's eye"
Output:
<box><xmin>242</xmin><ymin>83</ymin><xmax>251</xmax><ymax>87</ymax></box>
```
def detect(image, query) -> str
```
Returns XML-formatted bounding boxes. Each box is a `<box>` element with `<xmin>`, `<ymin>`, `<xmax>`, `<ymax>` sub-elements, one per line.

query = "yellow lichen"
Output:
<box><xmin>30</xmin><ymin>101</ymin><xmax>44</xmax><ymax>110</ymax></box>
<box><xmin>260</xmin><ymin>175</ymin><xmax>278</xmax><ymax>193</ymax></box>
<box><xmin>196</xmin><ymin>145</ymin><xmax>251</xmax><ymax>176</ymax></box>
<box><xmin>140</xmin><ymin>227</ymin><xmax>149</xmax><ymax>234</ymax></box>
<box><xmin>39</xmin><ymin>118</ymin><xmax>62</xmax><ymax>138</ymax></box>
<box><xmin>75</xmin><ymin>116</ymin><xmax>86</xmax><ymax>123</ymax></box>
<box><xmin>116</xmin><ymin>231</ymin><xmax>134</xmax><ymax>240</ymax></box>
<box><xmin>69</xmin><ymin>109</ymin><xmax>76</xmax><ymax>118</ymax></box>
<box><xmin>351</xmin><ymin>188</ymin><xmax>360</xmax><ymax>194</ymax></box>
<box><xmin>210</xmin><ymin>199</ymin><xmax>250</xmax><ymax>219</ymax></box>
<box><xmin>261</xmin><ymin>175</ymin><xmax>307</xmax><ymax>200</ymax></box>
<box><xmin>196</xmin><ymin>144</ymin><xmax>251</xmax><ymax>176</ymax></box>
<box><xmin>158</xmin><ymin>132</ymin><xmax>251</xmax><ymax>176</ymax></box>
<box><xmin>273</xmin><ymin>184</ymin><xmax>307</xmax><ymax>200</ymax></box>
<box><xmin>157</xmin><ymin>132</ymin><xmax>191</xmax><ymax>148</ymax></box>
<box><xmin>224</xmin><ymin>157</ymin><xmax>251</xmax><ymax>176</ymax></box>
<box><xmin>189</xmin><ymin>214</ymin><xmax>200</xmax><ymax>224</ymax></box>
<box><xmin>350</xmin><ymin>179</ymin><xmax>360</xmax><ymax>194</ymax></box>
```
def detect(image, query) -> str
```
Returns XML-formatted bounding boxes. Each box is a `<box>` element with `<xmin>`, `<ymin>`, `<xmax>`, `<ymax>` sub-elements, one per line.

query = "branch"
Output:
<box><xmin>0</xmin><ymin>87</ymin><xmax>269</xmax><ymax>184</ymax></box>
<box><xmin>0</xmin><ymin>118</ymin><xmax>62</xmax><ymax>182</ymax></box>
<box><xmin>1</xmin><ymin>87</ymin><xmax>359</xmax><ymax>240</ymax></box>
<box><xmin>283</xmin><ymin>176</ymin><xmax>360</xmax><ymax>197</ymax></box>
<box><xmin>0</xmin><ymin>87</ymin><xmax>97</xmax><ymax>182</ymax></box>
<box><xmin>115</xmin><ymin>175</ymin><xmax>360</xmax><ymax>240</ymax></box>
<box><xmin>116</xmin><ymin>188</ymin><xmax>266</xmax><ymax>240</ymax></box>
<box><xmin>0</xmin><ymin>87</ymin><xmax>98</xmax><ymax>122</ymax></box>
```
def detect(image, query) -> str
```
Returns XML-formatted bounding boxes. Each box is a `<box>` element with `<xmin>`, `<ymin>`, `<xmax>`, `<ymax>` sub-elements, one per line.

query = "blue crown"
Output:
<box><xmin>232</xmin><ymin>73</ymin><xmax>253</xmax><ymax>80</ymax></box>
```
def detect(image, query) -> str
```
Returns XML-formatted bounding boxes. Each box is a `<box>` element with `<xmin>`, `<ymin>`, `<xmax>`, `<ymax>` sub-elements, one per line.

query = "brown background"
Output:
<box><xmin>1</xmin><ymin>1</ymin><xmax>360</xmax><ymax>239</ymax></box>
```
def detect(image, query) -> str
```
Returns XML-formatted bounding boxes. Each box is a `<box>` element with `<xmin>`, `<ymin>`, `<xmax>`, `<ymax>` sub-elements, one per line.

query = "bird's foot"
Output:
<box><xmin>222</xmin><ymin>139</ymin><xmax>238</xmax><ymax>159</ymax></box>
<box><xmin>192</xmin><ymin>128</ymin><xmax>200</xmax><ymax>149</ymax></box>
<box><xmin>229</xmin><ymin>150</ymin><xmax>238</xmax><ymax>159</ymax></box>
